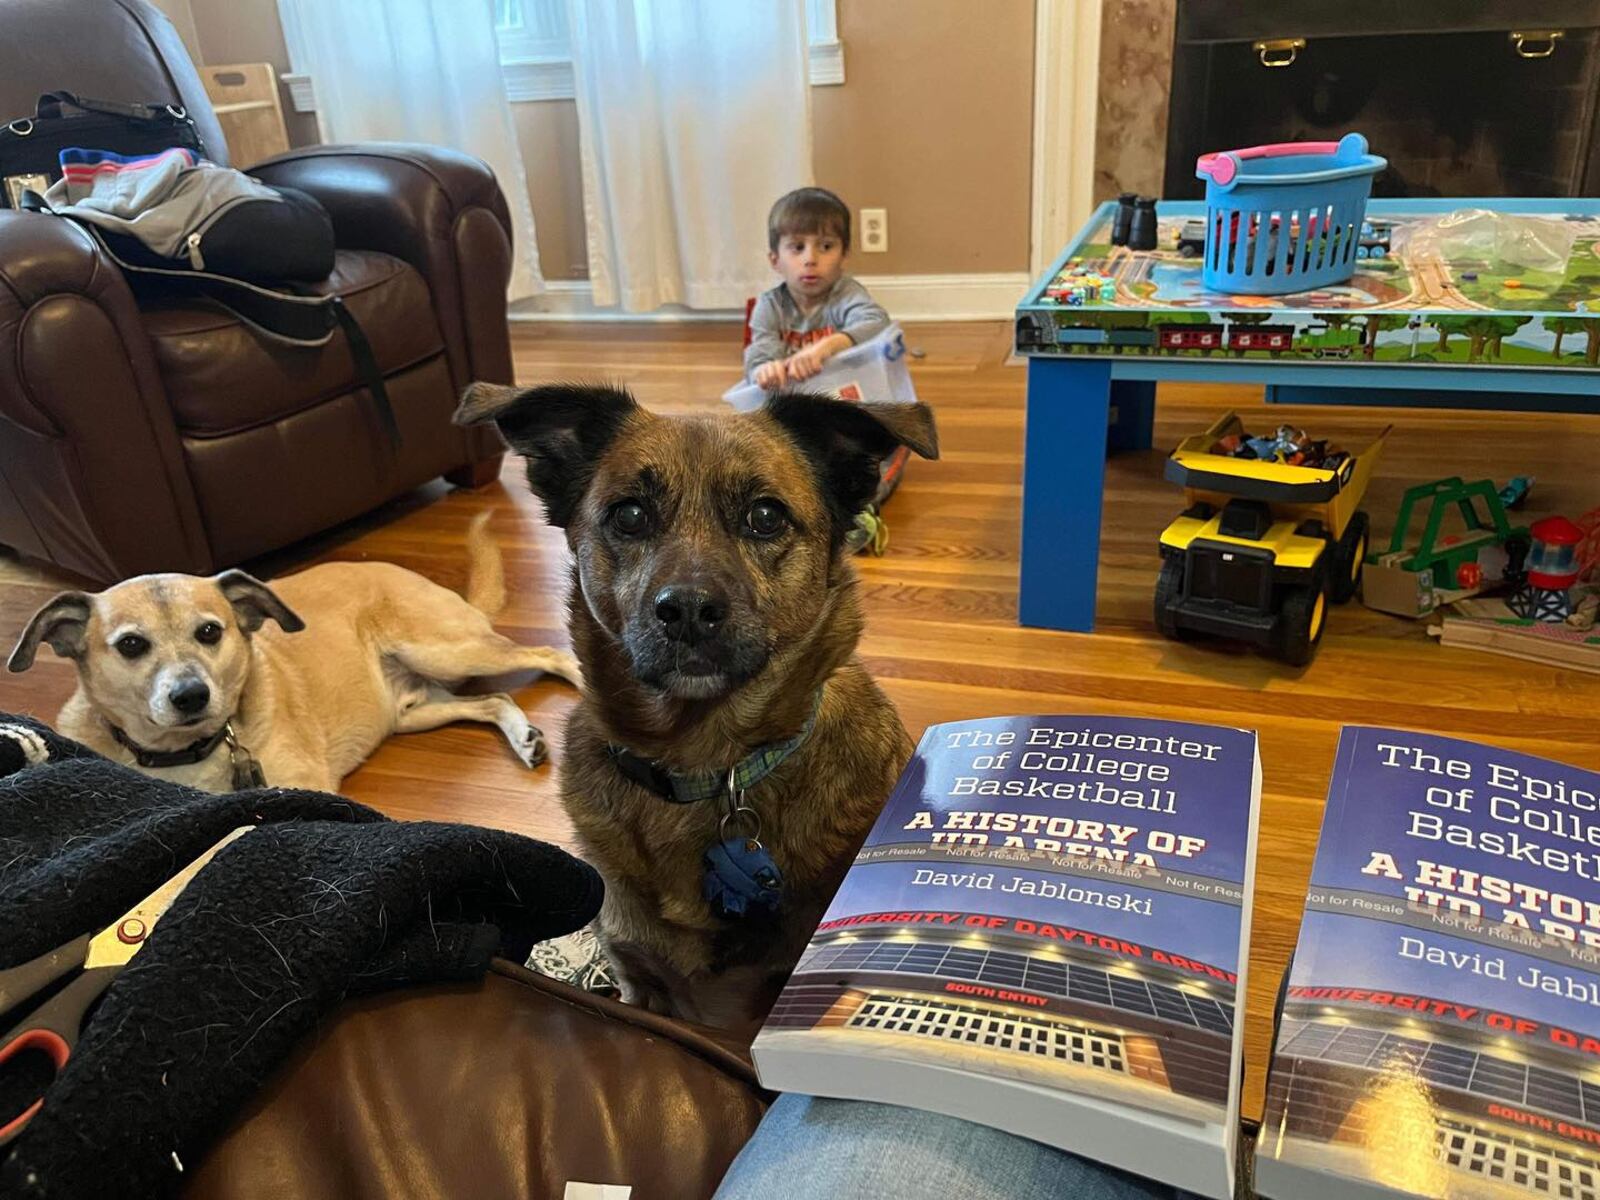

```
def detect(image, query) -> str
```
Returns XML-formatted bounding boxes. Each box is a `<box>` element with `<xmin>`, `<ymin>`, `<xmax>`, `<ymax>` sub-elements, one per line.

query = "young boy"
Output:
<box><xmin>745</xmin><ymin>187</ymin><xmax>890</xmax><ymax>388</ymax></box>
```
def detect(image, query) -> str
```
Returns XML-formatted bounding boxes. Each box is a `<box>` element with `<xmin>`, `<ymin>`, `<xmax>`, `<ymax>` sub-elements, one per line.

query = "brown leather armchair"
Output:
<box><xmin>186</xmin><ymin>961</ymin><xmax>770</xmax><ymax>1200</ymax></box>
<box><xmin>0</xmin><ymin>0</ymin><xmax>508</xmax><ymax>583</ymax></box>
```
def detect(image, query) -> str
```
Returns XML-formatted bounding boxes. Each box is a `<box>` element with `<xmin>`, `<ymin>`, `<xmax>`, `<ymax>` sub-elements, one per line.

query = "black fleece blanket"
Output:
<box><xmin>0</xmin><ymin>714</ymin><xmax>602</xmax><ymax>1199</ymax></box>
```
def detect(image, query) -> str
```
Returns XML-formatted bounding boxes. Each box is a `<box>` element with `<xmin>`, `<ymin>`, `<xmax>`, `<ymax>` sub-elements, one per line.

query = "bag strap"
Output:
<box><xmin>34</xmin><ymin>92</ymin><xmax>182</xmax><ymax>124</ymax></box>
<box><xmin>330</xmin><ymin>297</ymin><xmax>402</xmax><ymax>451</ymax></box>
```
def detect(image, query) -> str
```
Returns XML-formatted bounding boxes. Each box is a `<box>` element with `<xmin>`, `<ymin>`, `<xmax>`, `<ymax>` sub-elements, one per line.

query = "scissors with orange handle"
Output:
<box><xmin>0</xmin><ymin>825</ymin><xmax>254</xmax><ymax>1145</ymax></box>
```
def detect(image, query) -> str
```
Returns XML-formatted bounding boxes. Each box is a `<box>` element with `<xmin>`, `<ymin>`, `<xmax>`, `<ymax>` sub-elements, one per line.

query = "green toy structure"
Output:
<box><xmin>1361</xmin><ymin>478</ymin><xmax>1531</xmax><ymax>617</ymax></box>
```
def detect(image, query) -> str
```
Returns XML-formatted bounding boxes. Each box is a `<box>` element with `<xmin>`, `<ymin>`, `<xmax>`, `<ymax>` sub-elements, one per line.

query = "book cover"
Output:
<box><xmin>1258</xmin><ymin>727</ymin><xmax>1600</xmax><ymax>1200</ymax></box>
<box><xmin>752</xmin><ymin>714</ymin><xmax>1262</xmax><ymax>1198</ymax></box>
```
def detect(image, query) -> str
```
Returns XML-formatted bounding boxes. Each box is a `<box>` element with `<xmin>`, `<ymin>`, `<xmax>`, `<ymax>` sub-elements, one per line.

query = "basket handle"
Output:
<box><xmin>1197</xmin><ymin>133</ymin><xmax>1369</xmax><ymax>190</ymax></box>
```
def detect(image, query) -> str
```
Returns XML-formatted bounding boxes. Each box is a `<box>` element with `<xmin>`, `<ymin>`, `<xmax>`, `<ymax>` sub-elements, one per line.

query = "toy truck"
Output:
<box><xmin>1361</xmin><ymin>478</ymin><xmax>1531</xmax><ymax>618</ymax></box>
<box><xmin>1156</xmin><ymin>413</ymin><xmax>1389</xmax><ymax>666</ymax></box>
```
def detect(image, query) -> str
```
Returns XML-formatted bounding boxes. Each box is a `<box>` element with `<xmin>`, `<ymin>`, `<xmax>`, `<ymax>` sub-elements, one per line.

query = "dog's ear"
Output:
<box><xmin>8</xmin><ymin>592</ymin><xmax>93</xmax><ymax>671</ymax></box>
<box><xmin>764</xmin><ymin>393</ymin><xmax>939</xmax><ymax>534</ymax></box>
<box><xmin>453</xmin><ymin>382</ymin><xmax>638</xmax><ymax>527</ymax></box>
<box><xmin>216</xmin><ymin>571</ymin><xmax>305</xmax><ymax>635</ymax></box>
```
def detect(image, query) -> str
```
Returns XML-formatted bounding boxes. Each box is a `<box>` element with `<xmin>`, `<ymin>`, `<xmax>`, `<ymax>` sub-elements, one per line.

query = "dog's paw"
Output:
<box><xmin>516</xmin><ymin>722</ymin><xmax>548</xmax><ymax>769</ymax></box>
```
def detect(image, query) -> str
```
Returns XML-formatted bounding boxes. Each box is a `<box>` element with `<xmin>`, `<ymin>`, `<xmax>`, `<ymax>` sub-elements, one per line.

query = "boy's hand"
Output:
<box><xmin>786</xmin><ymin>334</ymin><xmax>849</xmax><ymax>381</ymax></box>
<box><xmin>753</xmin><ymin>360</ymin><xmax>786</xmax><ymax>390</ymax></box>
<box><xmin>786</xmin><ymin>347</ymin><xmax>824</xmax><ymax>381</ymax></box>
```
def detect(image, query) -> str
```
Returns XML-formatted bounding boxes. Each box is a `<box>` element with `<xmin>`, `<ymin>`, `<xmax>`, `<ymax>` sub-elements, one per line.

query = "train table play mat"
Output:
<box><xmin>1017</xmin><ymin>199</ymin><xmax>1600</xmax><ymax>370</ymax></box>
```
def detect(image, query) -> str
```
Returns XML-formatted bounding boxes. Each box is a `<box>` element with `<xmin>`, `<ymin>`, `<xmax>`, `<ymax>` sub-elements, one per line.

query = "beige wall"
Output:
<box><xmin>515</xmin><ymin>0</ymin><xmax>1037</xmax><ymax>281</ymax></box>
<box><xmin>148</xmin><ymin>0</ymin><xmax>201</xmax><ymax>64</ymax></box>
<box><xmin>513</xmin><ymin>102</ymin><xmax>590</xmax><ymax>281</ymax></box>
<box><xmin>174</xmin><ymin>0</ymin><xmax>1037</xmax><ymax>281</ymax></box>
<box><xmin>189</xmin><ymin>0</ymin><xmax>320</xmax><ymax>148</ymax></box>
<box><xmin>813</xmin><ymin>0</ymin><xmax>1034</xmax><ymax>276</ymax></box>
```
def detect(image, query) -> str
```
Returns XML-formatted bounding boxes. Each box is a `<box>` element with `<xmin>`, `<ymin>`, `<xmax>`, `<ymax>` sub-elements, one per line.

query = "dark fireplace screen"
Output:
<box><xmin>1164</xmin><ymin>4</ymin><xmax>1600</xmax><ymax>199</ymax></box>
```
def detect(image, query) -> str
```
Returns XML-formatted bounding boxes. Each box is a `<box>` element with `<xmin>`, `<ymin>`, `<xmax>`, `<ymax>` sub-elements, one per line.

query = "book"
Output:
<box><xmin>1257</xmin><ymin>727</ymin><xmax>1600</xmax><ymax>1200</ymax></box>
<box><xmin>751</xmin><ymin>714</ymin><xmax>1263</xmax><ymax>1198</ymax></box>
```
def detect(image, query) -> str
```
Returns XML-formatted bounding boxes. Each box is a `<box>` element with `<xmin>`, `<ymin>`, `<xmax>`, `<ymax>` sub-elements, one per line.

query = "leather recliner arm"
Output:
<box><xmin>249</xmin><ymin>144</ymin><xmax>519</xmax><ymax>392</ymax></box>
<box><xmin>0</xmin><ymin>210</ymin><xmax>210</xmax><ymax>580</ymax></box>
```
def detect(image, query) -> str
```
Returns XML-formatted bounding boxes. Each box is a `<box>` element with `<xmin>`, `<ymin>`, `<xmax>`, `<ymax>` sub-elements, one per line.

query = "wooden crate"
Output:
<box><xmin>199</xmin><ymin>63</ymin><xmax>290</xmax><ymax>167</ymax></box>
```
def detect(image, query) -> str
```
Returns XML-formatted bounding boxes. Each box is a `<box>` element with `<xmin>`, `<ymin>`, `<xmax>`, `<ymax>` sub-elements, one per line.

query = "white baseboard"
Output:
<box><xmin>865</xmin><ymin>273</ymin><xmax>1030</xmax><ymax>321</ymax></box>
<box><xmin>509</xmin><ymin>273</ymin><xmax>1029</xmax><ymax>324</ymax></box>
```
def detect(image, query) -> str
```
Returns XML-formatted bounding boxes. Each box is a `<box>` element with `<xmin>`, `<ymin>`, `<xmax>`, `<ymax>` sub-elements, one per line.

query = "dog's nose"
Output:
<box><xmin>168</xmin><ymin>678</ymin><xmax>211</xmax><ymax>715</ymax></box>
<box><xmin>654</xmin><ymin>585</ymin><xmax>726</xmax><ymax>645</ymax></box>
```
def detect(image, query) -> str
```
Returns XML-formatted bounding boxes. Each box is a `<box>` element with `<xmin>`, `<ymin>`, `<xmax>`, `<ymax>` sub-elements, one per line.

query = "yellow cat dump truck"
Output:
<box><xmin>1156</xmin><ymin>413</ymin><xmax>1389</xmax><ymax>666</ymax></box>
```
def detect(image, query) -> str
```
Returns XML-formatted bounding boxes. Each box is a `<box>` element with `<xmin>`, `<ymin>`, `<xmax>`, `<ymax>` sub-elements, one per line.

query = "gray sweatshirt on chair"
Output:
<box><xmin>743</xmin><ymin>276</ymin><xmax>891</xmax><ymax>379</ymax></box>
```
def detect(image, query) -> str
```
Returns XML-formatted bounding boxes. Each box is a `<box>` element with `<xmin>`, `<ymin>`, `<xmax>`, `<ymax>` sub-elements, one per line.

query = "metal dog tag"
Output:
<box><xmin>223</xmin><ymin>724</ymin><xmax>267</xmax><ymax>790</ymax></box>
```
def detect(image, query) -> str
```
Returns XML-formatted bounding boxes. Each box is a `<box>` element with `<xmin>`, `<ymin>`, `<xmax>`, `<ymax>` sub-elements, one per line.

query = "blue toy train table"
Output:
<box><xmin>1014</xmin><ymin>197</ymin><xmax>1600</xmax><ymax>633</ymax></box>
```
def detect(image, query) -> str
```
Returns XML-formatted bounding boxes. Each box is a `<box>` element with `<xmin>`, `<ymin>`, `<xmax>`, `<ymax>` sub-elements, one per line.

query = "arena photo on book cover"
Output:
<box><xmin>760</xmin><ymin>909</ymin><xmax>1240</xmax><ymax>1122</ymax></box>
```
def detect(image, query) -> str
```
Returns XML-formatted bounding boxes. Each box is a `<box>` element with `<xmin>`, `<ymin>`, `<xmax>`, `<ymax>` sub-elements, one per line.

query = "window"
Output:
<box><xmin>282</xmin><ymin>0</ymin><xmax>844</xmax><ymax>112</ymax></box>
<box><xmin>493</xmin><ymin>0</ymin><xmax>568</xmax><ymax>60</ymax></box>
<box><xmin>805</xmin><ymin>0</ymin><xmax>845</xmax><ymax>85</ymax></box>
<box><xmin>495</xmin><ymin>0</ymin><xmax>843</xmax><ymax>103</ymax></box>
<box><xmin>494</xmin><ymin>0</ymin><xmax>577</xmax><ymax>102</ymax></box>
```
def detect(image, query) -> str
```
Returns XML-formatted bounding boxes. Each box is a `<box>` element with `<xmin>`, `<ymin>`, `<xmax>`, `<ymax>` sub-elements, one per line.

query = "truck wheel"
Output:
<box><xmin>1154</xmin><ymin>556</ymin><xmax>1191</xmax><ymax>640</ymax></box>
<box><xmin>1330</xmin><ymin>511</ymin><xmax>1370</xmax><ymax>603</ymax></box>
<box><xmin>1279</xmin><ymin>572</ymin><xmax>1328</xmax><ymax>667</ymax></box>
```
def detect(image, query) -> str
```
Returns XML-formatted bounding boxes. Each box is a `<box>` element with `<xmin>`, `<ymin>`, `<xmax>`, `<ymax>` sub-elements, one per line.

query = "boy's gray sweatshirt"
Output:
<box><xmin>743</xmin><ymin>275</ymin><xmax>890</xmax><ymax>378</ymax></box>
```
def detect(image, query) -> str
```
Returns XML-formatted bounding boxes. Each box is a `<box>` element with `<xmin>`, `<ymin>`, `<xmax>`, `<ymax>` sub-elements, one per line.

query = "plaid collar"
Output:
<box><xmin>605</xmin><ymin>690</ymin><xmax>823</xmax><ymax>805</ymax></box>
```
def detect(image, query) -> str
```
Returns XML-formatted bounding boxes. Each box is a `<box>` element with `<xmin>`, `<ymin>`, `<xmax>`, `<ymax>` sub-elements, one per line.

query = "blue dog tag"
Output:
<box><xmin>703</xmin><ymin>836</ymin><xmax>784</xmax><ymax>920</ymax></box>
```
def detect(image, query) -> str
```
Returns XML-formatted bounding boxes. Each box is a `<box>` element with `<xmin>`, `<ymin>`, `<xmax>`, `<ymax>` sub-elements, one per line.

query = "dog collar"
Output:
<box><xmin>606</xmin><ymin>690</ymin><xmax>823</xmax><ymax>805</ymax></box>
<box><xmin>109</xmin><ymin>719</ymin><xmax>267</xmax><ymax>790</ymax></box>
<box><xmin>110</xmin><ymin>721</ymin><xmax>231</xmax><ymax>769</ymax></box>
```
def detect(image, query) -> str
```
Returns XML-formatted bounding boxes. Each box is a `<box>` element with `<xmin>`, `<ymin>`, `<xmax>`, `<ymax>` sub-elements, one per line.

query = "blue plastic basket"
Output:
<box><xmin>1194</xmin><ymin>132</ymin><xmax>1386</xmax><ymax>295</ymax></box>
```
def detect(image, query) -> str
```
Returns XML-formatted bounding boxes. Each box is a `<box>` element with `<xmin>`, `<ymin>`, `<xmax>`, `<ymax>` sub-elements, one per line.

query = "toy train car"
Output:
<box><xmin>1042</xmin><ymin>323</ymin><xmax>1209</xmax><ymax>352</ymax></box>
<box><xmin>1228</xmin><ymin>324</ymin><xmax>1295</xmax><ymax>353</ymax></box>
<box><xmin>1056</xmin><ymin>327</ymin><xmax>1158</xmax><ymax>348</ymax></box>
<box><xmin>1176</xmin><ymin>219</ymin><xmax>1208</xmax><ymax>258</ymax></box>
<box><xmin>1297</xmin><ymin>323</ymin><xmax>1361</xmax><ymax>358</ymax></box>
<box><xmin>1356</xmin><ymin>219</ymin><xmax>1392</xmax><ymax>260</ymax></box>
<box><xmin>1158</xmin><ymin>324</ymin><xmax>1224</xmax><ymax>353</ymax></box>
<box><xmin>1020</xmin><ymin>317</ymin><xmax>1361</xmax><ymax>359</ymax></box>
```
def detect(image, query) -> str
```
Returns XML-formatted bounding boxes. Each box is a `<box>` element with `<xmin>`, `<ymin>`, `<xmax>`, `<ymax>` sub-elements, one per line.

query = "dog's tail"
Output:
<box><xmin>465</xmin><ymin>511</ymin><xmax>507</xmax><ymax>617</ymax></box>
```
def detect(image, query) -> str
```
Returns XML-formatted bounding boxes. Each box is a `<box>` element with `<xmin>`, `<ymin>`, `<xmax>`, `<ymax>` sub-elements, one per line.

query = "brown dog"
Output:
<box><xmin>455</xmin><ymin>382</ymin><xmax>937</xmax><ymax>1029</ymax></box>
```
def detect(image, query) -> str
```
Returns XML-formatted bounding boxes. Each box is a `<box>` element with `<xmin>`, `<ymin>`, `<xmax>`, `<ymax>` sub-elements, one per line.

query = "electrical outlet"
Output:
<box><xmin>860</xmin><ymin>207</ymin><xmax>888</xmax><ymax>253</ymax></box>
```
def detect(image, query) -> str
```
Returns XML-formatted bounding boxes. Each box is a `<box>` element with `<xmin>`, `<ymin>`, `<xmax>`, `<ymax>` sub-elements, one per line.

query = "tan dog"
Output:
<box><xmin>7</xmin><ymin>516</ymin><xmax>580</xmax><ymax>793</ymax></box>
<box><xmin>456</xmin><ymin>382</ymin><xmax>937</xmax><ymax>1031</ymax></box>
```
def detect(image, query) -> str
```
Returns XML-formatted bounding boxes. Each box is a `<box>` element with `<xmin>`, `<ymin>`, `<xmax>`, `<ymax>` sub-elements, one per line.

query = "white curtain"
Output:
<box><xmin>566</xmin><ymin>0</ymin><xmax>812</xmax><ymax>311</ymax></box>
<box><xmin>277</xmin><ymin>0</ymin><xmax>544</xmax><ymax>301</ymax></box>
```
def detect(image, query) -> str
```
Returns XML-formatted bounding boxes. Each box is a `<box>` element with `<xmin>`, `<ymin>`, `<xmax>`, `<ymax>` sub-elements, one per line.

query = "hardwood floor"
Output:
<box><xmin>3</xmin><ymin>320</ymin><xmax>1597</xmax><ymax>1120</ymax></box>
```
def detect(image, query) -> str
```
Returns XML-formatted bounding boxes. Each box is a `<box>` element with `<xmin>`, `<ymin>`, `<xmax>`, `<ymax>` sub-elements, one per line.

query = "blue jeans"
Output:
<box><xmin>715</xmin><ymin>1094</ymin><xmax>1186</xmax><ymax>1200</ymax></box>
